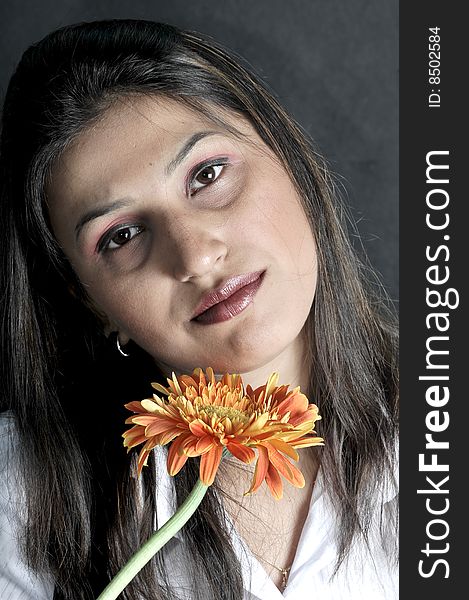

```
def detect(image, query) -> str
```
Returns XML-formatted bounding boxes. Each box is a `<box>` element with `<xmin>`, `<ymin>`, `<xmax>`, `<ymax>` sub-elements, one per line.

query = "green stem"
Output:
<box><xmin>96</xmin><ymin>478</ymin><xmax>208</xmax><ymax>600</ymax></box>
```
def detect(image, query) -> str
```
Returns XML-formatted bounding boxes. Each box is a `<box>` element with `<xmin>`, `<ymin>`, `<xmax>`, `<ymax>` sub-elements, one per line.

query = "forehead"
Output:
<box><xmin>46</xmin><ymin>96</ymin><xmax>264</xmax><ymax>213</ymax></box>
<box><xmin>45</xmin><ymin>96</ymin><xmax>276</xmax><ymax>229</ymax></box>
<box><xmin>52</xmin><ymin>97</ymin><xmax>248</xmax><ymax>175</ymax></box>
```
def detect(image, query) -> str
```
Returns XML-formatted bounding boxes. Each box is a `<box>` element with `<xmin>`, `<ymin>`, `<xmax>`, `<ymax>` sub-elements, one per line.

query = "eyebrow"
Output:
<box><xmin>165</xmin><ymin>130</ymin><xmax>220</xmax><ymax>175</ymax></box>
<box><xmin>74</xmin><ymin>130</ymin><xmax>221</xmax><ymax>242</ymax></box>
<box><xmin>74</xmin><ymin>198</ymin><xmax>132</xmax><ymax>241</ymax></box>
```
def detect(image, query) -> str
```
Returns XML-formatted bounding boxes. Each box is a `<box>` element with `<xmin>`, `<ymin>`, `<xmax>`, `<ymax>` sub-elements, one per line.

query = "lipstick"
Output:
<box><xmin>192</xmin><ymin>270</ymin><xmax>265</xmax><ymax>325</ymax></box>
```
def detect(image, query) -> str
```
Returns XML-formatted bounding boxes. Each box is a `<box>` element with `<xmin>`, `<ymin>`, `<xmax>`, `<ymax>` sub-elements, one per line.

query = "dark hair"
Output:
<box><xmin>0</xmin><ymin>19</ymin><xmax>398</xmax><ymax>600</ymax></box>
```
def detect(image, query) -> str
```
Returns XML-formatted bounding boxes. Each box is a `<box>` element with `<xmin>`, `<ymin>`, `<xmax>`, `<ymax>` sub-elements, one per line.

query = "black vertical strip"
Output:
<box><xmin>400</xmin><ymin>3</ymin><xmax>466</xmax><ymax>598</ymax></box>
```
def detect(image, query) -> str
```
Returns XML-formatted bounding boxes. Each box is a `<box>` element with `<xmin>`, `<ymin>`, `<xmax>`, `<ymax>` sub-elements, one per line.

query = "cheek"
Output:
<box><xmin>77</xmin><ymin>269</ymin><xmax>167</xmax><ymax>337</ymax></box>
<box><xmin>241</xmin><ymin>179</ymin><xmax>317</xmax><ymax>273</ymax></box>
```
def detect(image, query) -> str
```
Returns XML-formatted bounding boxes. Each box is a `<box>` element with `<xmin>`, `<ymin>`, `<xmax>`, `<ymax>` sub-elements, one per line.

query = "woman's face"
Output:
<box><xmin>47</xmin><ymin>96</ymin><xmax>317</xmax><ymax>375</ymax></box>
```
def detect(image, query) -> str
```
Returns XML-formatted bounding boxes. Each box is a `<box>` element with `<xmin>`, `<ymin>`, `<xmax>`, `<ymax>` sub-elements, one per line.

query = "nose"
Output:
<box><xmin>164</xmin><ymin>218</ymin><xmax>228</xmax><ymax>282</ymax></box>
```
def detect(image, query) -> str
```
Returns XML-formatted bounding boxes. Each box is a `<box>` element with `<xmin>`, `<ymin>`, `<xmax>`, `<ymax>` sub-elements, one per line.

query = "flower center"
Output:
<box><xmin>200</xmin><ymin>404</ymin><xmax>249</xmax><ymax>423</ymax></box>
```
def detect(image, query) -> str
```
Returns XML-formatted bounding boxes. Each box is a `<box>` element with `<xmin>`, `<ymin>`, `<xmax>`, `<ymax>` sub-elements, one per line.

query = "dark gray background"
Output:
<box><xmin>0</xmin><ymin>0</ymin><xmax>398</xmax><ymax>303</ymax></box>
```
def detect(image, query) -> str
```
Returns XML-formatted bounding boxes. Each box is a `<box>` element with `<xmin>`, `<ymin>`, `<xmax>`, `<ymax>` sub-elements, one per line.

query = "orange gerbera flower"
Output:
<box><xmin>123</xmin><ymin>368</ymin><xmax>323</xmax><ymax>499</ymax></box>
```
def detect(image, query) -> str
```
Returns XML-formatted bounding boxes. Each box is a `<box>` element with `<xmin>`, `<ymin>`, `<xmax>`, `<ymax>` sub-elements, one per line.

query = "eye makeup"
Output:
<box><xmin>185</xmin><ymin>157</ymin><xmax>230</xmax><ymax>196</ymax></box>
<box><xmin>80</xmin><ymin>141</ymin><xmax>244</xmax><ymax>257</ymax></box>
<box><xmin>97</xmin><ymin>223</ymin><xmax>145</xmax><ymax>253</ymax></box>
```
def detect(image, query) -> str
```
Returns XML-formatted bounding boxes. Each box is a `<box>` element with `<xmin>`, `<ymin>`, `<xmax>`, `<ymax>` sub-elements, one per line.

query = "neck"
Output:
<box><xmin>236</xmin><ymin>331</ymin><xmax>311</xmax><ymax>393</ymax></box>
<box><xmin>156</xmin><ymin>328</ymin><xmax>311</xmax><ymax>395</ymax></box>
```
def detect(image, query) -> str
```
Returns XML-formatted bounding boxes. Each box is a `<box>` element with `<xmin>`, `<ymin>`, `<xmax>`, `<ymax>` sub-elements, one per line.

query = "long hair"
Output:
<box><xmin>0</xmin><ymin>19</ymin><xmax>398</xmax><ymax>600</ymax></box>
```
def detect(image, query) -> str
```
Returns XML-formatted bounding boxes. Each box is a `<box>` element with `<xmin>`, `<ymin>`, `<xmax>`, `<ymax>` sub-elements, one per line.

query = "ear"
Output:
<box><xmin>100</xmin><ymin>313</ymin><xmax>130</xmax><ymax>344</ymax></box>
<box><xmin>66</xmin><ymin>282</ymin><xmax>130</xmax><ymax>344</ymax></box>
<box><xmin>104</xmin><ymin>324</ymin><xmax>131</xmax><ymax>346</ymax></box>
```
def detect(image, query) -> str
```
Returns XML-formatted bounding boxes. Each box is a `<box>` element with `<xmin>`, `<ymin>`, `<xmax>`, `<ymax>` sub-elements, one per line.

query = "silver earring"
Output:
<box><xmin>115</xmin><ymin>333</ymin><xmax>130</xmax><ymax>357</ymax></box>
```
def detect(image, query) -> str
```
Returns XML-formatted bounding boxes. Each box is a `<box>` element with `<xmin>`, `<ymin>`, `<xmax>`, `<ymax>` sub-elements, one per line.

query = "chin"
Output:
<box><xmin>203</xmin><ymin>337</ymin><xmax>290</xmax><ymax>376</ymax></box>
<box><xmin>154</xmin><ymin>309</ymin><xmax>308</xmax><ymax>378</ymax></box>
<box><xmin>163</xmin><ymin>341</ymin><xmax>284</xmax><ymax>377</ymax></box>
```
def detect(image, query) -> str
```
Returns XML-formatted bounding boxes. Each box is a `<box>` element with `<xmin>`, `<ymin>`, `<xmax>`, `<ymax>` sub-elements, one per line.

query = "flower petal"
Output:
<box><xmin>290</xmin><ymin>436</ymin><xmax>324</xmax><ymax>448</ymax></box>
<box><xmin>200</xmin><ymin>446</ymin><xmax>223</xmax><ymax>485</ymax></box>
<box><xmin>189</xmin><ymin>419</ymin><xmax>210</xmax><ymax>437</ymax></box>
<box><xmin>124</xmin><ymin>401</ymin><xmax>147</xmax><ymax>413</ymax></box>
<box><xmin>196</xmin><ymin>435</ymin><xmax>215</xmax><ymax>454</ymax></box>
<box><xmin>145</xmin><ymin>417</ymin><xmax>182</xmax><ymax>437</ymax></box>
<box><xmin>245</xmin><ymin>445</ymin><xmax>269</xmax><ymax>495</ymax></box>
<box><xmin>151</xmin><ymin>382</ymin><xmax>170</xmax><ymax>395</ymax></box>
<box><xmin>127</xmin><ymin>414</ymin><xmax>157</xmax><ymax>427</ymax></box>
<box><xmin>167</xmin><ymin>439</ymin><xmax>189</xmax><ymax>475</ymax></box>
<box><xmin>140</xmin><ymin>398</ymin><xmax>160</xmax><ymax>413</ymax></box>
<box><xmin>266</xmin><ymin>444</ymin><xmax>305</xmax><ymax>488</ymax></box>
<box><xmin>276</xmin><ymin>390</ymin><xmax>308</xmax><ymax>418</ymax></box>
<box><xmin>268</xmin><ymin>438</ymin><xmax>299</xmax><ymax>461</ymax></box>
<box><xmin>264</xmin><ymin>372</ymin><xmax>280</xmax><ymax>398</ymax></box>
<box><xmin>158</xmin><ymin>428</ymin><xmax>183</xmax><ymax>446</ymax></box>
<box><xmin>227</xmin><ymin>442</ymin><xmax>256</xmax><ymax>464</ymax></box>
<box><xmin>178</xmin><ymin>434</ymin><xmax>200</xmax><ymax>456</ymax></box>
<box><xmin>122</xmin><ymin>426</ymin><xmax>147</xmax><ymax>449</ymax></box>
<box><xmin>170</xmin><ymin>372</ymin><xmax>183</xmax><ymax>396</ymax></box>
<box><xmin>242</xmin><ymin>412</ymin><xmax>270</xmax><ymax>436</ymax></box>
<box><xmin>137</xmin><ymin>439</ymin><xmax>158</xmax><ymax>475</ymax></box>
<box><xmin>205</xmin><ymin>367</ymin><xmax>215</xmax><ymax>385</ymax></box>
<box><xmin>265</xmin><ymin>462</ymin><xmax>283</xmax><ymax>500</ymax></box>
<box><xmin>179</xmin><ymin>375</ymin><xmax>199</xmax><ymax>389</ymax></box>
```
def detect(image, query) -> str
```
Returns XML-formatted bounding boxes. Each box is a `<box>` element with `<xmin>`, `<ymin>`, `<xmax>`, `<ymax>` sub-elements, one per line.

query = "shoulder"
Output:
<box><xmin>0</xmin><ymin>411</ymin><xmax>24</xmax><ymax>487</ymax></box>
<box><xmin>0</xmin><ymin>412</ymin><xmax>54</xmax><ymax>600</ymax></box>
<box><xmin>0</xmin><ymin>411</ymin><xmax>18</xmax><ymax>454</ymax></box>
<box><xmin>0</xmin><ymin>412</ymin><xmax>22</xmax><ymax>512</ymax></box>
<box><xmin>0</xmin><ymin>411</ymin><xmax>16</xmax><ymax>449</ymax></box>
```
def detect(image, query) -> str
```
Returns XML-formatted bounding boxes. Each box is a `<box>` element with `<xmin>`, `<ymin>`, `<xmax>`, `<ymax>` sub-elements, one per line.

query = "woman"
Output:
<box><xmin>0</xmin><ymin>19</ymin><xmax>398</xmax><ymax>600</ymax></box>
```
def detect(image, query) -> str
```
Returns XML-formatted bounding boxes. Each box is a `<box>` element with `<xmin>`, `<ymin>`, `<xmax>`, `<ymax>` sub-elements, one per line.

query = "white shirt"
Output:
<box><xmin>0</xmin><ymin>415</ymin><xmax>54</xmax><ymax>600</ymax></box>
<box><xmin>0</xmin><ymin>414</ymin><xmax>398</xmax><ymax>599</ymax></box>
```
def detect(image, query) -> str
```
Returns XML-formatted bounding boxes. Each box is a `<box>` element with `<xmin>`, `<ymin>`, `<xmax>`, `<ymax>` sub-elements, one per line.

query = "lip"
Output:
<box><xmin>191</xmin><ymin>270</ymin><xmax>266</xmax><ymax>324</ymax></box>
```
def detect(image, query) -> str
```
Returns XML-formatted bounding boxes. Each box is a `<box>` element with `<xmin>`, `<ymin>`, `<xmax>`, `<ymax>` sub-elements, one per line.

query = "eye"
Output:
<box><xmin>99</xmin><ymin>225</ymin><xmax>144</xmax><ymax>252</ymax></box>
<box><xmin>188</xmin><ymin>162</ymin><xmax>226</xmax><ymax>195</ymax></box>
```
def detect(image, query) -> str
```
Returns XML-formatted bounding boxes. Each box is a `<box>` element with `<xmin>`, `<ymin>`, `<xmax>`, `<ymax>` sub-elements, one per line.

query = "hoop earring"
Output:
<box><xmin>112</xmin><ymin>332</ymin><xmax>130</xmax><ymax>357</ymax></box>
